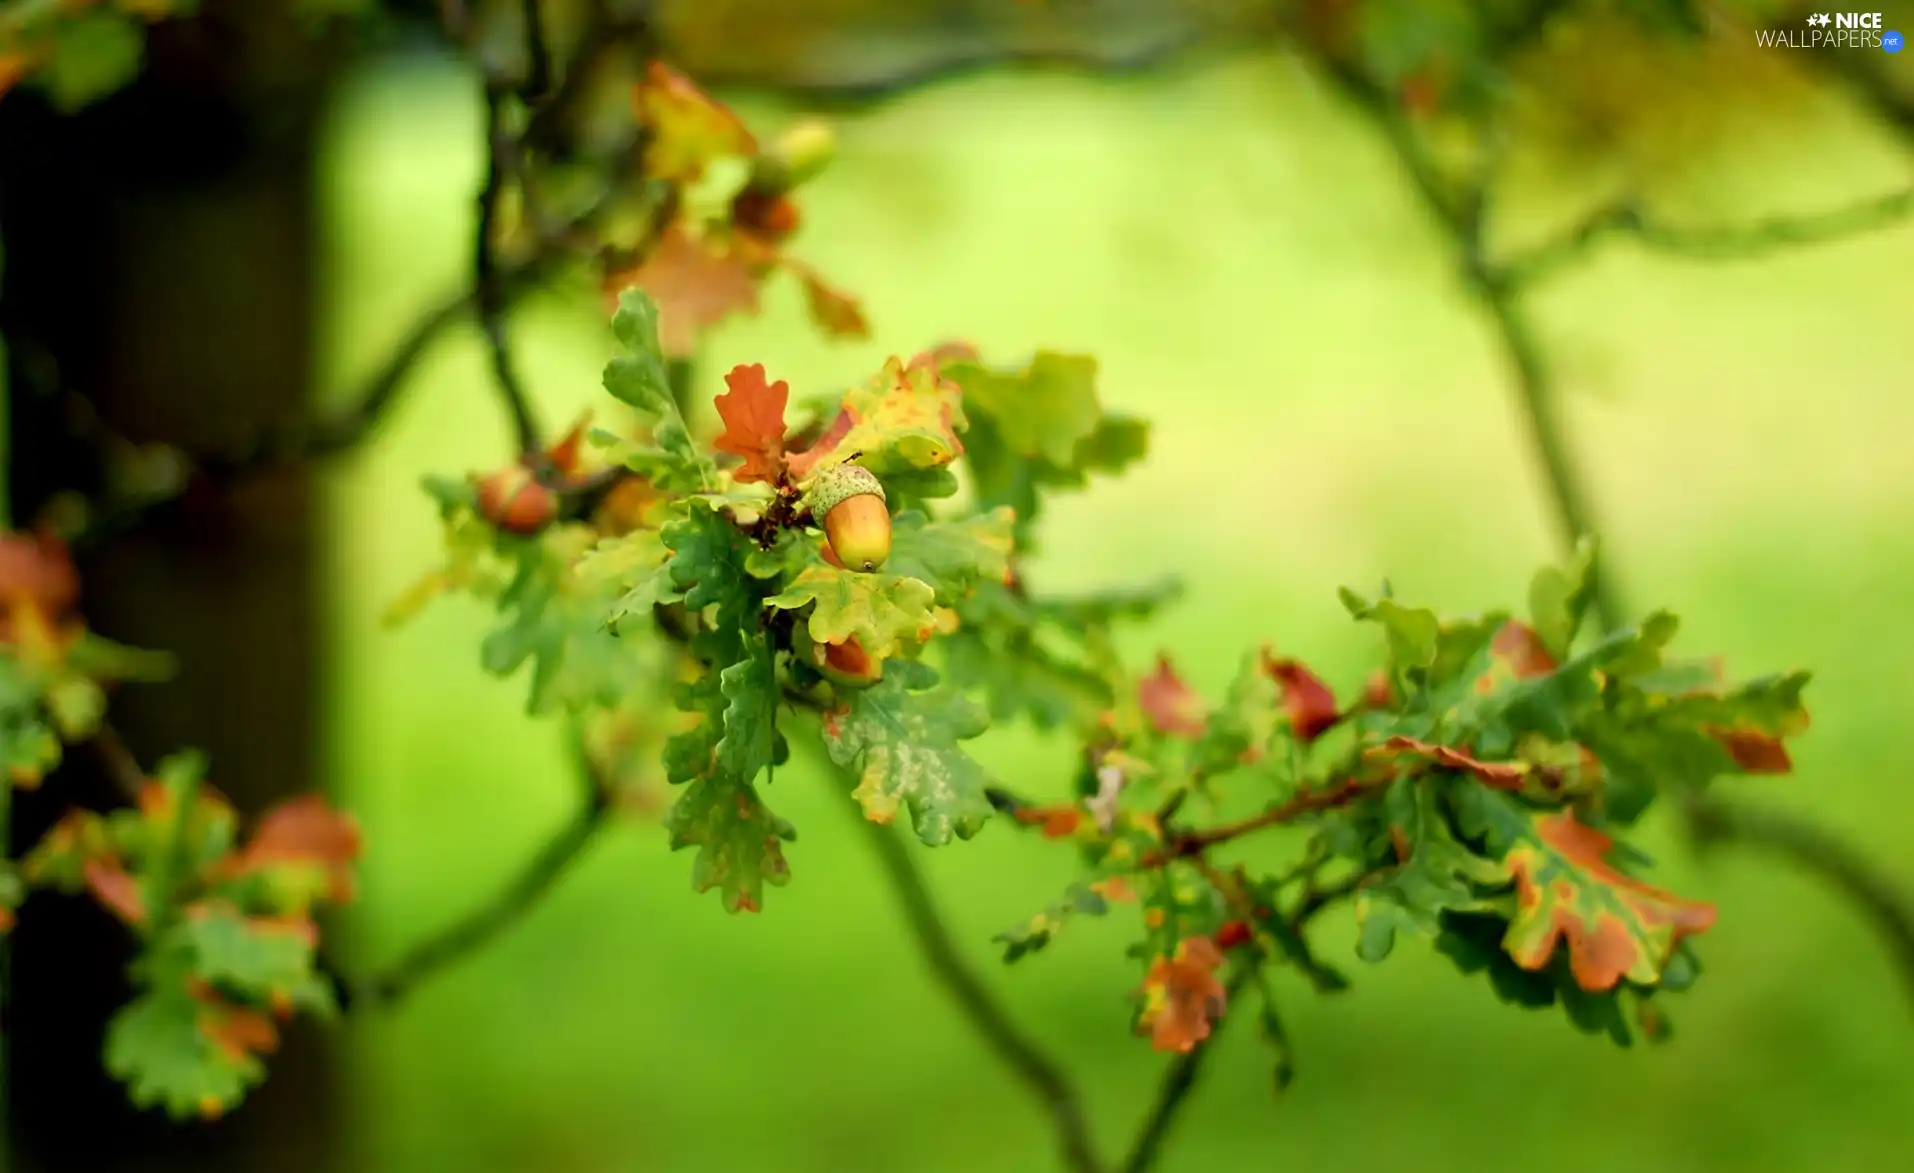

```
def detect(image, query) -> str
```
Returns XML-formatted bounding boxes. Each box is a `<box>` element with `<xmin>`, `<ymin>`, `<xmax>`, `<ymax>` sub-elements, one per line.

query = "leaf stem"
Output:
<box><xmin>475</xmin><ymin>85</ymin><xmax>544</xmax><ymax>460</ymax></box>
<box><xmin>850</xmin><ymin>808</ymin><xmax>1105</xmax><ymax>1173</ymax></box>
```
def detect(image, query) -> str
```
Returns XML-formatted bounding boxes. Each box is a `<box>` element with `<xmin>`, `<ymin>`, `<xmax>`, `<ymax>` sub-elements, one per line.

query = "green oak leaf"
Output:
<box><xmin>717</xmin><ymin>637</ymin><xmax>779</xmax><ymax>783</ymax></box>
<box><xmin>764</xmin><ymin>563</ymin><xmax>938</xmax><ymax>660</ymax></box>
<box><xmin>664</xmin><ymin>669</ymin><xmax>726</xmax><ymax>787</ymax></box>
<box><xmin>105</xmin><ymin>987</ymin><xmax>266</xmax><ymax>1120</ymax></box>
<box><xmin>1339</xmin><ymin>587</ymin><xmax>1439</xmax><ymax>672</ymax></box>
<box><xmin>1191</xmin><ymin>649</ymin><xmax>1283</xmax><ymax>779</ymax></box>
<box><xmin>820</xmin><ymin>659</ymin><xmax>992</xmax><ymax>845</ymax></box>
<box><xmin>663</xmin><ymin>498</ymin><xmax>759</xmax><ymax>639</ymax></box>
<box><xmin>663</xmin><ymin>773</ymin><xmax>795</xmax><ymax>914</ymax></box>
<box><xmin>1353</xmin><ymin>778</ymin><xmax>1506</xmax><ymax>963</ymax></box>
<box><xmin>884</xmin><ymin>507</ymin><xmax>1015</xmax><ymax>604</ymax></box>
<box><xmin>603</xmin><ymin>290</ymin><xmax>712</xmax><ymax>490</ymax></box>
<box><xmin>943</xmin><ymin>351</ymin><xmax>1149</xmax><ymax>533</ymax></box>
<box><xmin>576</xmin><ymin>525</ymin><xmax>680</xmax><ymax>632</ymax></box>
<box><xmin>952</xmin><ymin>351</ymin><xmax>1101</xmax><ymax>467</ymax></box>
<box><xmin>1528</xmin><ymin>537</ymin><xmax>1600</xmax><ymax>656</ymax></box>
<box><xmin>177</xmin><ymin>904</ymin><xmax>334</xmax><ymax>1014</ymax></box>
<box><xmin>941</xmin><ymin>626</ymin><xmax>1108</xmax><ymax>731</ymax></box>
<box><xmin>480</xmin><ymin>526</ymin><xmax>646</xmax><ymax>714</ymax></box>
<box><xmin>995</xmin><ymin>879</ymin><xmax>1122</xmax><ymax>963</ymax></box>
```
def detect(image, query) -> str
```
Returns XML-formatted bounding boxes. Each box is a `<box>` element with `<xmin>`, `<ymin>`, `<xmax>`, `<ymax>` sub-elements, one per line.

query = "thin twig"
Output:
<box><xmin>1688</xmin><ymin>795</ymin><xmax>1914</xmax><ymax>1011</ymax></box>
<box><xmin>1501</xmin><ymin>187</ymin><xmax>1914</xmax><ymax>286</ymax></box>
<box><xmin>1170</xmin><ymin>779</ymin><xmax>1377</xmax><ymax>856</ymax></box>
<box><xmin>1315</xmin><ymin>55</ymin><xmax>1628</xmax><ymax>633</ymax></box>
<box><xmin>90</xmin><ymin>721</ymin><xmax>150</xmax><ymax>802</ymax></box>
<box><xmin>347</xmin><ymin>791</ymin><xmax>608</xmax><ymax>1009</ymax></box>
<box><xmin>520</xmin><ymin>0</ymin><xmax>551</xmax><ymax>101</ymax></box>
<box><xmin>695</xmin><ymin>30</ymin><xmax>1207</xmax><ymax>109</ymax></box>
<box><xmin>475</xmin><ymin>86</ymin><xmax>544</xmax><ymax>459</ymax></box>
<box><xmin>851</xmin><ymin>810</ymin><xmax>1105</xmax><ymax>1173</ymax></box>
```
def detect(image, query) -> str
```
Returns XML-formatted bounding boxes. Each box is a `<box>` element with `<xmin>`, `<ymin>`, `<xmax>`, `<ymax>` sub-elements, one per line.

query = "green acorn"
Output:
<box><xmin>807</xmin><ymin>464</ymin><xmax>890</xmax><ymax>572</ymax></box>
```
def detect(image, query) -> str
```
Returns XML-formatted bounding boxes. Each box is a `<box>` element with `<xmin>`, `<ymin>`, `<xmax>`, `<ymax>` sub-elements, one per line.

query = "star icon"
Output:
<box><xmin>1808</xmin><ymin>12</ymin><xmax>1831</xmax><ymax>25</ymax></box>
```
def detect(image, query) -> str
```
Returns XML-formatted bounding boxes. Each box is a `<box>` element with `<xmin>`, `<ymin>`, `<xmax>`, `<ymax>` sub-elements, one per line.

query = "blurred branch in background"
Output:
<box><xmin>345</xmin><ymin>778</ymin><xmax>610</xmax><ymax>1010</ymax></box>
<box><xmin>1687</xmin><ymin>795</ymin><xmax>1914</xmax><ymax>1011</ymax></box>
<box><xmin>849</xmin><ymin>796</ymin><xmax>1106</xmax><ymax>1173</ymax></box>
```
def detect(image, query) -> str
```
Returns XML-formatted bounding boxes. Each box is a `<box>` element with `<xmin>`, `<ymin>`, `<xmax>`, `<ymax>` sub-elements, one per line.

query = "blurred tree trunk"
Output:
<box><xmin>0</xmin><ymin>7</ymin><xmax>339</xmax><ymax>1173</ymax></box>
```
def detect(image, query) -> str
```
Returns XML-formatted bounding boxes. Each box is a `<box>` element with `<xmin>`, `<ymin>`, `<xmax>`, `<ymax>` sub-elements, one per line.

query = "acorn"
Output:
<box><xmin>807</xmin><ymin>464</ymin><xmax>889</xmax><ymax>572</ymax></box>
<box><xmin>750</xmin><ymin>118</ymin><xmax>837</xmax><ymax>193</ymax></box>
<box><xmin>810</xmin><ymin>635</ymin><xmax>884</xmax><ymax>689</ymax></box>
<box><xmin>475</xmin><ymin>465</ymin><xmax>556</xmax><ymax>535</ymax></box>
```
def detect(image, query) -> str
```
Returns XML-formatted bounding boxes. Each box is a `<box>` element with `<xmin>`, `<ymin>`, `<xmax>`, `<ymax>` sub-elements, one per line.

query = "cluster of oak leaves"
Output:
<box><xmin>0</xmin><ymin>60</ymin><xmax>1818</xmax><ymax>1123</ymax></box>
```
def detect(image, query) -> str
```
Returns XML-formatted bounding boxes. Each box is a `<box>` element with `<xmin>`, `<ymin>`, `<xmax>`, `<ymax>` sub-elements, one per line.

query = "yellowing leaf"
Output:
<box><xmin>787</xmin><ymin>357</ymin><xmax>966</xmax><ymax>481</ymax></box>
<box><xmin>633</xmin><ymin>60</ymin><xmax>756</xmax><ymax>183</ymax></box>
<box><xmin>1500</xmin><ymin>806</ymin><xmax>1716</xmax><ymax>992</ymax></box>
<box><xmin>764</xmin><ymin>564</ymin><xmax>938</xmax><ymax>660</ymax></box>
<box><xmin>820</xmin><ymin>660</ymin><xmax>993</xmax><ymax>845</ymax></box>
<box><xmin>1135</xmin><ymin>935</ymin><xmax>1228</xmax><ymax>1054</ymax></box>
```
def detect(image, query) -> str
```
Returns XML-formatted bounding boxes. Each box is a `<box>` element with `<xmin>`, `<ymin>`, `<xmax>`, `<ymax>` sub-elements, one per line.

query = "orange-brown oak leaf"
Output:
<box><xmin>1135</xmin><ymin>935</ymin><xmax>1228</xmax><ymax>1053</ymax></box>
<box><xmin>1492</xmin><ymin>621</ymin><xmax>1557</xmax><ymax>678</ymax></box>
<box><xmin>786</xmin><ymin>259</ymin><xmax>870</xmax><ymax>341</ymax></box>
<box><xmin>227</xmin><ymin>796</ymin><xmax>362</xmax><ymax>904</ymax></box>
<box><xmin>712</xmin><ymin>364</ymin><xmax>791</xmax><ymax>484</ymax></box>
<box><xmin>1261</xmin><ymin>649</ymin><xmax>1340</xmax><ymax>743</ymax></box>
<box><xmin>1504</xmin><ymin>810</ymin><xmax>1717</xmax><ymax>992</ymax></box>
<box><xmin>609</xmin><ymin>226</ymin><xmax>762</xmax><ymax>357</ymax></box>
<box><xmin>1011</xmin><ymin>804</ymin><xmax>1083</xmax><ymax>839</ymax></box>
<box><xmin>1709</xmin><ymin>728</ymin><xmax>1793</xmax><ymax>773</ymax></box>
<box><xmin>1138</xmin><ymin>656</ymin><xmax>1206</xmax><ymax>738</ymax></box>
<box><xmin>193</xmin><ymin>989</ymin><xmax>281</xmax><ymax>1066</ymax></box>
<box><xmin>1364</xmin><ymin>736</ymin><xmax>1530</xmax><ymax>790</ymax></box>
<box><xmin>84</xmin><ymin>859</ymin><xmax>147</xmax><ymax>926</ymax></box>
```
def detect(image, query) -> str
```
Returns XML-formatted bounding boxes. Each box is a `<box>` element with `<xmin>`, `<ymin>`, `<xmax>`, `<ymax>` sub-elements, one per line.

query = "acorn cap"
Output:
<box><xmin>806</xmin><ymin>463</ymin><xmax>886</xmax><ymax>517</ymax></box>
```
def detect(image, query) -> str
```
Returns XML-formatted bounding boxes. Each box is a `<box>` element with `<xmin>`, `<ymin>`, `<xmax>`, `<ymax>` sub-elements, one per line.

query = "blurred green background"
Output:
<box><xmin>317</xmin><ymin>46</ymin><xmax>1913</xmax><ymax>1173</ymax></box>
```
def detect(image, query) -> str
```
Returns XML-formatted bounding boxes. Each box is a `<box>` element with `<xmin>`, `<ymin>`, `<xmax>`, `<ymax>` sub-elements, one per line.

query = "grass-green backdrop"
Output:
<box><xmin>315</xmin><ymin>49</ymin><xmax>1914</xmax><ymax>1173</ymax></box>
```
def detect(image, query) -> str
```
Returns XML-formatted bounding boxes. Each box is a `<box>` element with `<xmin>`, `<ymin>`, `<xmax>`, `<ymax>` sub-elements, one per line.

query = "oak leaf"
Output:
<box><xmin>611</xmin><ymin>226</ymin><xmax>761</xmax><ymax>358</ymax></box>
<box><xmin>1135</xmin><ymin>935</ymin><xmax>1228</xmax><ymax>1053</ymax></box>
<box><xmin>1138</xmin><ymin>655</ymin><xmax>1205</xmax><ymax>738</ymax></box>
<box><xmin>222</xmin><ymin>796</ymin><xmax>362</xmax><ymax>907</ymax></box>
<box><xmin>633</xmin><ymin>60</ymin><xmax>756</xmax><ymax>183</ymax></box>
<box><xmin>1364</xmin><ymin>735</ymin><xmax>1531</xmax><ymax>790</ymax></box>
<box><xmin>1261</xmin><ymin>650</ymin><xmax>1340</xmax><ymax>743</ymax></box>
<box><xmin>820</xmin><ymin>660</ymin><xmax>992</xmax><ymax>846</ymax></box>
<box><xmin>786</xmin><ymin>258</ymin><xmax>870</xmax><ymax>340</ymax></box>
<box><xmin>1493</xmin><ymin>621</ymin><xmax>1558</xmax><ymax>679</ymax></box>
<box><xmin>712</xmin><ymin>363</ymin><xmax>791</xmax><ymax>484</ymax></box>
<box><xmin>1503</xmin><ymin>808</ymin><xmax>1717</xmax><ymax>991</ymax></box>
<box><xmin>787</xmin><ymin>357</ymin><xmax>966</xmax><ymax>481</ymax></box>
